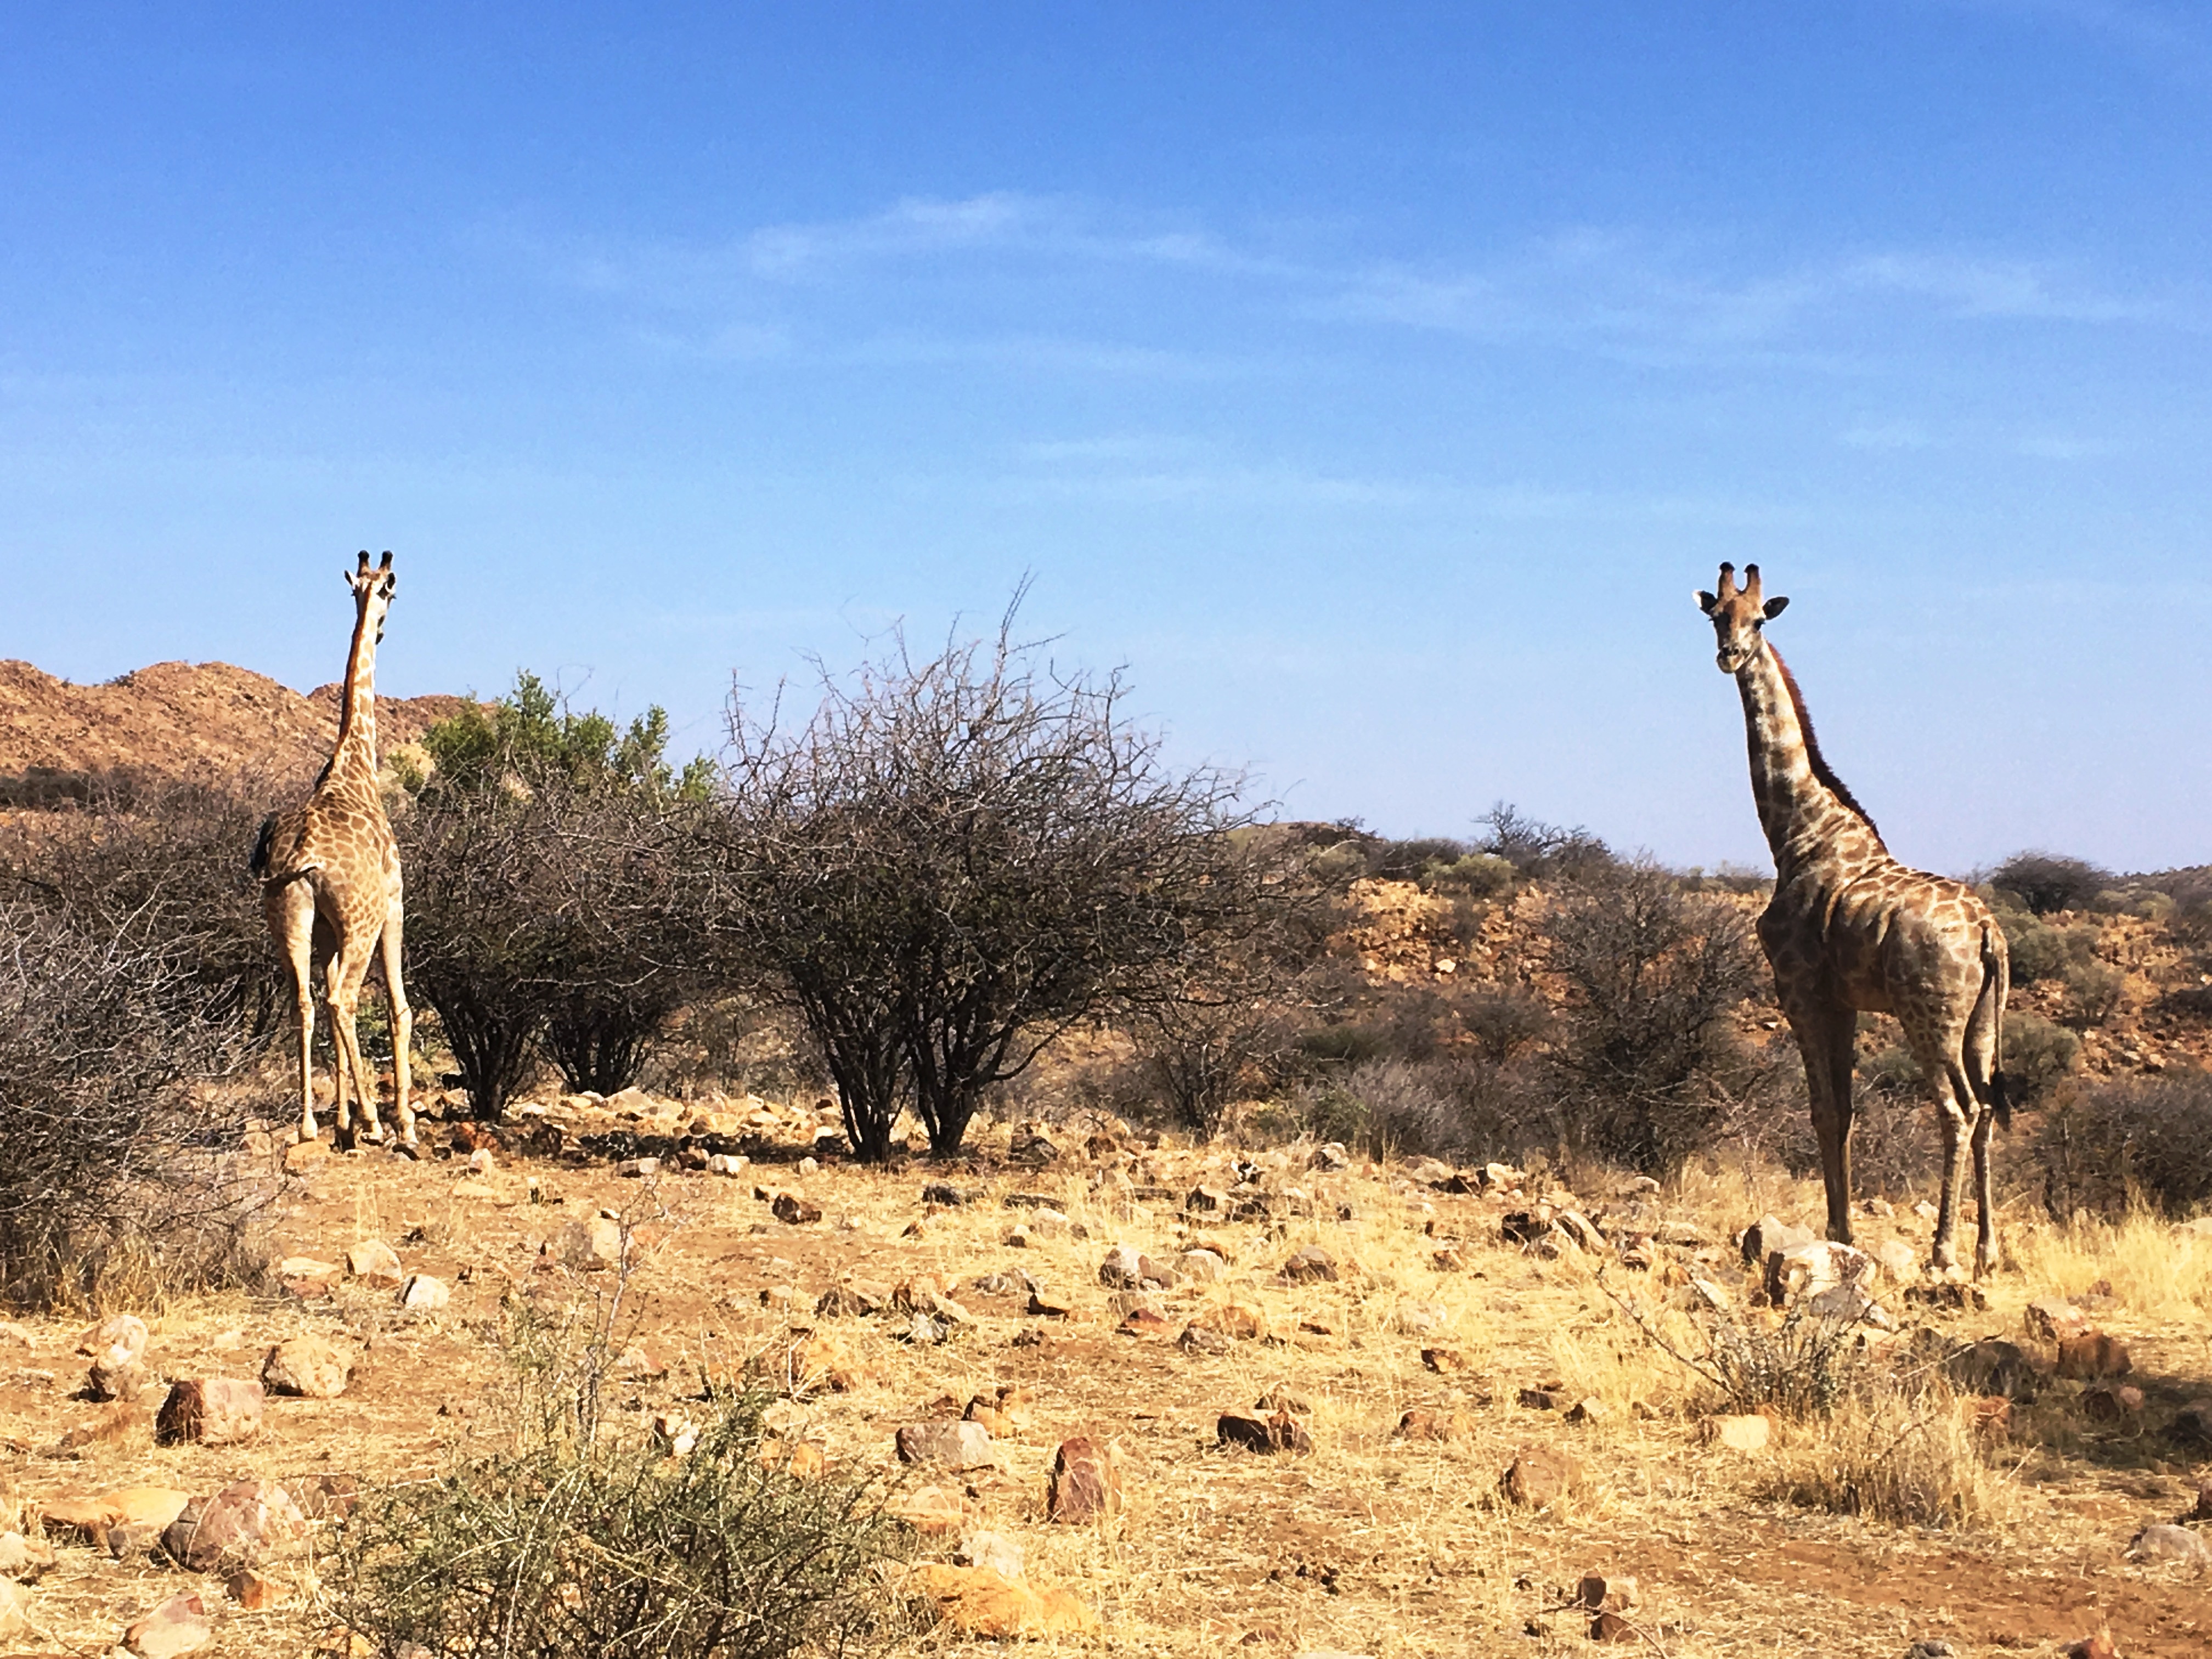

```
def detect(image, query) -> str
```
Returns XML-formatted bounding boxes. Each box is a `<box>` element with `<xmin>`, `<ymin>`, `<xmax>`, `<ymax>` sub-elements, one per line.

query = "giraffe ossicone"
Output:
<box><xmin>1698</xmin><ymin>562</ymin><xmax>2009</xmax><ymax>1277</ymax></box>
<box><xmin>252</xmin><ymin>549</ymin><xmax>416</xmax><ymax>1148</ymax></box>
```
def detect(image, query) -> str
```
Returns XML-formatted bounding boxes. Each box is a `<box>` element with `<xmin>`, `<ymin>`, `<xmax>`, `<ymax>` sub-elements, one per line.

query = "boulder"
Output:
<box><xmin>2129</xmin><ymin>1522</ymin><xmax>2212</xmax><ymax>1567</ymax></box>
<box><xmin>771</xmin><ymin>1192</ymin><xmax>822</xmax><ymax>1225</ymax></box>
<box><xmin>1500</xmin><ymin>1447</ymin><xmax>1579</xmax><ymax>1507</ymax></box>
<box><xmin>1740</xmin><ymin>1214</ymin><xmax>1816</xmax><ymax>1263</ymax></box>
<box><xmin>1764</xmin><ymin>1240</ymin><xmax>1876</xmax><ymax>1305</ymax></box>
<box><xmin>161</xmin><ymin>1480</ymin><xmax>306</xmax><ymax>1572</ymax></box>
<box><xmin>122</xmin><ymin>1592</ymin><xmax>212</xmax><ymax>1659</ymax></box>
<box><xmin>397</xmin><ymin>1273</ymin><xmax>451</xmax><ymax>1311</ymax></box>
<box><xmin>1046</xmin><ymin>1436</ymin><xmax>1121</xmax><ymax>1523</ymax></box>
<box><xmin>896</xmin><ymin>1420</ymin><xmax>995</xmax><ymax>1470</ymax></box>
<box><xmin>261</xmin><ymin>1334</ymin><xmax>352</xmax><ymax>1399</ymax></box>
<box><xmin>344</xmin><ymin>1239</ymin><xmax>405</xmax><ymax>1287</ymax></box>
<box><xmin>155</xmin><ymin>1379</ymin><xmax>263</xmax><ymax>1446</ymax></box>
<box><xmin>77</xmin><ymin>1314</ymin><xmax>150</xmax><ymax>1401</ymax></box>
<box><xmin>558</xmin><ymin>1217</ymin><xmax>625</xmax><ymax>1271</ymax></box>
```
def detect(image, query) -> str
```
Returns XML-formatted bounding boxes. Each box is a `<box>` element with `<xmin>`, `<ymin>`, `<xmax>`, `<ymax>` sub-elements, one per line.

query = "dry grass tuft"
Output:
<box><xmin>1757</xmin><ymin>1380</ymin><xmax>2014</xmax><ymax>1532</ymax></box>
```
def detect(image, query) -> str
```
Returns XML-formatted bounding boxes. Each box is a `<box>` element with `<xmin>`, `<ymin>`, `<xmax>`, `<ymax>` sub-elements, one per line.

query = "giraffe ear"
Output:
<box><xmin>1695</xmin><ymin>589</ymin><xmax>1719</xmax><ymax>615</ymax></box>
<box><xmin>1762</xmin><ymin>596</ymin><xmax>1789</xmax><ymax>619</ymax></box>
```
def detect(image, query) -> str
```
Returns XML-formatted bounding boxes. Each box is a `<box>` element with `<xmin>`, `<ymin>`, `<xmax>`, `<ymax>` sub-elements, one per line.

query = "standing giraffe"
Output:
<box><xmin>251</xmin><ymin>551</ymin><xmax>416</xmax><ymax>1147</ymax></box>
<box><xmin>1696</xmin><ymin>563</ymin><xmax>2008</xmax><ymax>1275</ymax></box>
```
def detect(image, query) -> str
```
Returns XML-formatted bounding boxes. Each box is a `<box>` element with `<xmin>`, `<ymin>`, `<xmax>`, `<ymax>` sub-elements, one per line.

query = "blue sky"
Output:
<box><xmin>4</xmin><ymin>2</ymin><xmax>2210</xmax><ymax>872</ymax></box>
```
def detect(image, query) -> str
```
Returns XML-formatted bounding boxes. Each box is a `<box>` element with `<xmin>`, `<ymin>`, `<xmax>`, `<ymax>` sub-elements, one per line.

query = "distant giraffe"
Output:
<box><xmin>1696</xmin><ymin>563</ymin><xmax>2008</xmax><ymax>1274</ymax></box>
<box><xmin>251</xmin><ymin>551</ymin><xmax>415</xmax><ymax>1146</ymax></box>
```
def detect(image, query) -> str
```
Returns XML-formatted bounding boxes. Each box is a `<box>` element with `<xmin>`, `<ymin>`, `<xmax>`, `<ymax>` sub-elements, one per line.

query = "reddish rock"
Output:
<box><xmin>225</xmin><ymin>1568</ymin><xmax>284</xmax><ymax>1610</ymax></box>
<box><xmin>1500</xmin><ymin>1447</ymin><xmax>1579</xmax><ymax>1507</ymax></box>
<box><xmin>1046</xmin><ymin>1436</ymin><xmax>1120</xmax><ymax>1523</ymax></box>
<box><xmin>161</xmin><ymin>1479</ymin><xmax>306</xmax><ymax>1572</ymax></box>
<box><xmin>1421</xmin><ymin>1346</ymin><xmax>1466</xmax><ymax>1374</ymax></box>
<box><xmin>912</xmin><ymin>1564</ymin><xmax>1098</xmax><ymax>1637</ymax></box>
<box><xmin>1965</xmin><ymin>1396</ymin><xmax>2013</xmax><ymax>1441</ymax></box>
<box><xmin>122</xmin><ymin>1592</ymin><xmax>212</xmax><ymax>1659</ymax></box>
<box><xmin>1117</xmin><ymin>1306</ymin><xmax>1174</xmax><ymax>1340</ymax></box>
<box><xmin>2056</xmin><ymin>1331</ymin><xmax>2132</xmax><ymax>1379</ymax></box>
<box><xmin>155</xmin><ymin>1379</ymin><xmax>264</xmax><ymax>1447</ymax></box>
<box><xmin>2025</xmin><ymin>1295</ymin><xmax>2090</xmax><ymax>1343</ymax></box>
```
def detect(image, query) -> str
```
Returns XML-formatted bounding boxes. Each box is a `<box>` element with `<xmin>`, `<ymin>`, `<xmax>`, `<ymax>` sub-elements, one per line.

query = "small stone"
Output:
<box><xmin>397</xmin><ymin>1273</ymin><xmax>451</xmax><ymax>1310</ymax></box>
<box><xmin>1701</xmin><ymin>1414</ymin><xmax>1770</xmax><ymax>1453</ymax></box>
<box><xmin>1740</xmin><ymin>1214</ymin><xmax>1816</xmax><ymax>1263</ymax></box>
<box><xmin>261</xmin><ymin>1335</ymin><xmax>352</xmax><ymax>1399</ymax></box>
<box><xmin>797</xmin><ymin>1155</ymin><xmax>820</xmax><ymax>1176</ymax></box>
<box><xmin>1390</xmin><ymin>1301</ymin><xmax>1446</xmax><ymax>1335</ymax></box>
<box><xmin>772</xmin><ymin>1192</ymin><xmax>822</xmax><ymax>1226</ymax></box>
<box><xmin>1025</xmin><ymin>1286</ymin><xmax>1075</xmax><ymax>1318</ymax></box>
<box><xmin>160</xmin><ymin>1479</ymin><xmax>306</xmax><ymax>1573</ymax></box>
<box><xmin>2027</xmin><ymin>1296</ymin><xmax>2091</xmax><ymax>1343</ymax></box>
<box><xmin>896</xmin><ymin>1420</ymin><xmax>995</xmax><ymax>1470</ymax></box>
<box><xmin>343</xmin><ymin>1239</ymin><xmax>404</xmax><ymax>1287</ymax></box>
<box><xmin>1565</xmin><ymin>1396</ymin><xmax>1607</xmax><ymax>1424</ymax></box>
<box><xmin>1421</xmin><ymin>1346</ymin><xmax>1465</xmax><ymax>1374</ymax></box>
<box><xmin>912</xmin><ymin>1564</ymin><xmax>1096</xmax><ymax>1637</ymax></box>
<box><xmin>275</xmin><ymin>1255</ymin><xmax>342</xmax><ymax>1296</ymax></box>
<box><xmin>1500</xmin><ymin>1447</ymin><xmax>1579</xmax><ymax>1506</ymax></box>
<box><xmin>0</xmin><ymin>1531</ymin><xmax>55</xmax><ymax>1581</ymax></box>
<box><xmin>1876</xmin><ymin>1239</ymin><xmax>1920</xmax><ymax>1284</ymax></box>
<box><xmin>1516</xmin><ymin>1387</ymin><xmax>1559</xmax><ymax>1411</ymax></box>
<box><xmin>1913</xmin><ymin>1199</ymin><xmax>1939</xmax><ymax>1221</ymax></box>
<box><xmin>225</xmin><ymin>1567</ymin><xmax>285</xmax><ymax>1610</ymax></box>
<box><xmin>889</xmin><ymin>1485</ymin><xmax>970</xmax><ymax>1534</ymax></box>
<box><xmin>958</xmin><ymin>1529</ymin><xmax>1025</xmax><ymax>1579</ymax></box>
<box><xmin>559</xmin><ymin>1216</ymin><xmax>625</xmax><ymax>1271</ymax></box>
<box><xmin>155</xmin><ymin>1379</ymin><xmax>263</xmax><ymax>1446</ymax></box>
<box><xmin>1047</xmin><ymin>1436</ymin><xmax>1121</xmax><ymax>1522</ymax></box>
<box><xmin>1281</xmin><ymin>1244</ymin><xmax>1339</xmax><ymax>1283</ymax></box>
<box><xmin>1217</xmin><ymin>1411</ymin><xmax>1313</xmax><ymax>1455</ymax></box>
<box><xmin>2129</xmin><ymin>1522</ymin><xmax>2212</xmax><ymax>1566</ymax></box>
<box><xmin>1178</xmin><ymin>1248</ymin><xmax>1226</xmax><ymax>1282</ymax></box>
<box><xmin>123</xmin><ymin>1592</ymin><xmax>212</xmax><ymax>1659</ymax></box>
<box><xmin>2056</xmin><ymin>1331</ymin><xmax>2132</xmax><ymax>1379</ymax></box>
<box><xmin>1394</xmin><ymin>1407</ymin><xmax>1477</xmax><ymax>1441</ymax></box>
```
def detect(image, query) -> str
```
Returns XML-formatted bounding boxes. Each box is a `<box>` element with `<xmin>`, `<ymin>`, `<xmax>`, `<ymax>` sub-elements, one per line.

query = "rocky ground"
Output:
<box><xmin>4</xmin><ymin>1089</ymin><xmax>2211</xmax><ymax>1659</ymax></box>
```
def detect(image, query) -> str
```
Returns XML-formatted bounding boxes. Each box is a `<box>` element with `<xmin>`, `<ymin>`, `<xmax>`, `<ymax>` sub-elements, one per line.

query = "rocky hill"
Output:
<box><xmin>0</xmin><ymin>659</ymin><xmax>471</xmax><ymax>793</ymax></box>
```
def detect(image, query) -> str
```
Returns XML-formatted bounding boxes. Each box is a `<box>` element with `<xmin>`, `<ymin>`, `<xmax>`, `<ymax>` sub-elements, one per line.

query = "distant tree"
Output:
<box><xmin>402</xmin><ymin>674</ymin><xmax>712</xmax><ymax>1116</ymax></box>
<box><xmin>1476</xmin><ymin>802</ymin><xmax>1615</xmax><ymax>883</ymax></box>
<box><xmin>714</xmin><ymin>600</ymin><xmax>1282</xmax><ymax>1160</ymax></box>
<box><xmin>1990</xmin><ymin>851</ymin><xmax>2115</xmax><ymax>917</ymax></box>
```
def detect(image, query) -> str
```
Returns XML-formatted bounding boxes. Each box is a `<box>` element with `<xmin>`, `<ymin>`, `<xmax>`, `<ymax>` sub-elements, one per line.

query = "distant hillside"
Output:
<box><xmin>0</xmin><ymin>659</ymin><xmax>471</xmax><ymax>793</ymax></box>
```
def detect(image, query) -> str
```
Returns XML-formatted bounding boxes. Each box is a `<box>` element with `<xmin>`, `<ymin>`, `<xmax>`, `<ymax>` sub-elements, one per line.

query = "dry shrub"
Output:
<box><xmin>2035</xmin><ymin>1071</ymin><xmax>2212</xmax><ymax>1221</ymax></box>
<box><xmin>2008</xmin><ymin>1205</ymin><xmax>2212</xmax><ymax>1324</ymax></box>
<box><xmin>1758</xmin><ymin>1381</ymin><xmax>2010</xmax><ymax>1531</ymax></box>
<box><xmin>332</xmin><ymin>1313</ymin><xmax>907</xmax><ymax>1659</ymax></box>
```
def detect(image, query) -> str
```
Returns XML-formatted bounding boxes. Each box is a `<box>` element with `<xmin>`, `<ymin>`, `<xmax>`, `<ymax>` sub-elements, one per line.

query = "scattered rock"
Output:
<box><xmin>1025</xmin><ymin>1286</ymin><xmax>1075</xmax><ymax>1318</ymax></box>
<box><xmin>225</xmin><ymin>1567</ymin><xmax>285</xmax><ymax>1610</ymax></box>
<box><xmin>558</xmin><ymin>1216</ymin><xmax>625</xmax><ymax>1271</ymax></box>
<box><xmin>1217</xmin><ymin>1412</ymin><xmax>1312</xmax><ymax>1455</ymax></box>
<box><xmin>2026</xmin><ymin>1296</ymin><xmax>2090</xmax><ymax>1343</ymax></box>
<box><xmin>155</xmin><ymin>1379</ymin><xmax>263</xmax><ymax>1446</ymax></box>
<box><xmin>957</xmin><ymin>1528</ymin><xmax>1025</xmax><ymax>1579</ymax></box>
<box><xmin>1395</xmin><ymin>1407</ymin><xmax>1477</xmax><ymax>1441</ymax></box>
<box><xmin>275</xmin><ymin>1255</ymin><xmax>342</xmax><ymax>1296</ymax></box>
<box><xmin>0</xmin><ymin>1532</ymin><xmax>54</xmax><ymax>1581</ymax></box>
<box><xmin>261</xmin><ymin>1334</ymin><xmax>352</xmax><ymax>1399</ymax></box>
<box><xmin>2129</xmin><ymin>1522</ymin><xmax>2212</xmax><ymax>1567</ymax></box>
<box><xmin>1500</xmin><ymin>1447</ymin><xmax>1578</xmax><ymax>1507</ymax></box>
<box><xmin>77</xmin><ymin>1314</ymin><xmax>150</xmax><ymax>1401</ymax></box>
<box><xmin>1740</xmin><ymin>1214</ymin><xmax>1816</xmax><ymax>1263</ymax></box>
<box><xmin>161</xmin><ymin>1480</ymin><xmax>307</xmax><ymax>1573</ymax></box>
<box><xmin>1047</xmin><ymin>1436</ymin><xmax>1121</xmax><ymax>1522</ymax></box>
<box><xmin>1875</xmin><ymin>1239</ymin><xmax>1920</xmax><ymax>1284</ymax></box>
<box><xmin>1949</xmin><ymin>1338</ymin><xmax>2039</xmax><ymax>1401</ymax></box>
<box><xmin>1555</xmin><ymin>1210</ymin><xmax>1605</xmax><ymax>1252</ymax></box>
<box><xmin>123</xmin><ymin>1591</ymin><xmax>212</xmax><ymax>1659</ymax></box>
<box><xmin>343</xmin><ymin>1239</ymin><xmax>405</xmax><ymax>1287</ymax></box>
<box><xmin>1701</xmin><ymin>1414</ymin><xmax>1771</xmax><ymax>1453</ymax></box>
<box><xmin>2056</xmin><ymin>1331</ymin><xmax>2132</xmax><ymax>1379</ymax></box>
<box><xmin>1186</xmin><ymin>1300</ymin><xmax>1268</xmax><ymax>1343</ymax></box>
<box><xmin>1280</xmin><ymin>1244</ymin><xmax>1339</xmax><ymax>1283</ymax></box>
<box><xmin>1178</xmin><ymin>1248</ymin><xmax>1226</xmax><ymax>1282</ymax></box>
<box><xmin>398</xmin><ymin>1273</ymin><xmax>451</xmax><ymax>1311</ymax></box>
<box><xmin>896</xmin><ymin>1420</ymin><xmax>995</xmax><ymax>1470</ymax></box>
<box><xmin>1565</xmin><ymin>1397</ymin><xmax>1607</xmax><ymax>1424</ymax></box>
<box><xmin>1421</xmin><ymin>1346</ymin><xmax>1465</xmax><ymax>1374</ymax></box>
<box><xmin>771</xmin><ymin>1192</ymin><xmax>822</xmax><ymax>1226</ymax></box>
<box><xmin>1765</xmin><ymin>1239</ymin><xmax>1877</xmax><ymax>1305</ymax></box>
<box><xmin>888</xmin><ymin>1485</ymin><xmax>970</xmax><ymax>1534</ymax></box>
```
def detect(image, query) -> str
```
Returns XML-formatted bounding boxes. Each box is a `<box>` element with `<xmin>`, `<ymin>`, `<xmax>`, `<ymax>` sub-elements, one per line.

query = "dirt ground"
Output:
<box><xmin>5</xmin><ymin>1093</ymin><xmax>2211</xmax><ymax>1659</ymax></box>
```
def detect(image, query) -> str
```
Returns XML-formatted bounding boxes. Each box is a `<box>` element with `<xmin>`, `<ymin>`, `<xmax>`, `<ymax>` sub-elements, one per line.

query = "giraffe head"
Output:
<box><xmin>346</xmin><ymin>551</ymin><xmax>397</xmax><ymax>642</ymax></box>
<box><xmin>1695</xmin><ymin>561</ymin><xmax>1788</xmax><ymax>674</ymax></box>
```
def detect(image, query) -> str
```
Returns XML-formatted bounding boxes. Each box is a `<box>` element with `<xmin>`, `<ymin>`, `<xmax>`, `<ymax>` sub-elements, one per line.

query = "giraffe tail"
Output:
<box><xmin>1980</xmin><ymin>920</ymin><xmax>2012</xmax><ymax>1133</ymax></box>
<box><xmin>249</xmin><ymin>814</ymin><xmax>276</xmax><ymax>878</ymax></box>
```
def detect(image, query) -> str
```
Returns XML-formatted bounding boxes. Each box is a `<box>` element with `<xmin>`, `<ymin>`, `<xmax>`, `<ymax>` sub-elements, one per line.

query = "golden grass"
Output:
<box><xmin>1757</xmin><ymin>1380</ymin><xmax>2016</xmax><ymax>1532</ymax></box>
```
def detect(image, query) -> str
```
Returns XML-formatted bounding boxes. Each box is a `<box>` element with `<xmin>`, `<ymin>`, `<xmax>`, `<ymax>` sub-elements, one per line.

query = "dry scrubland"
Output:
<box><xmin>5</xmin><ymin>1087</ymin><xmax>2212</xmax><ymax>1659</ymax></box>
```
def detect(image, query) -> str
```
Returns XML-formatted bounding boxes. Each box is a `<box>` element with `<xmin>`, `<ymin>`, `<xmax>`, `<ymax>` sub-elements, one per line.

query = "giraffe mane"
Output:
<box><xmin>1769</xmin><ymin>647</ymin><xmax>1883</xmax><ymax>842</ymax></box>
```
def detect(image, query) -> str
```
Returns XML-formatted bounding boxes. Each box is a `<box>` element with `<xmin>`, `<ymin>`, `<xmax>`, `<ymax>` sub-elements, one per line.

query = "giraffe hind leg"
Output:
<box><xmin>379</xmin><ymin>903</ymin><xmax>416</xmax><ymax>1145</ymax></box>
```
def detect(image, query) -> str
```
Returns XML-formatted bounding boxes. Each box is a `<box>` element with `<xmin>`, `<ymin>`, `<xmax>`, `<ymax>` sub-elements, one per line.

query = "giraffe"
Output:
<box><xmin>1696</xmin><ymin>563</ymin><xmax>2009</xmax><ymax>1275</ymax></box>
<box><xmin>251</xmin><ymin>551</ymin><xmax>416</xmax><ymax>1147</ymax></box>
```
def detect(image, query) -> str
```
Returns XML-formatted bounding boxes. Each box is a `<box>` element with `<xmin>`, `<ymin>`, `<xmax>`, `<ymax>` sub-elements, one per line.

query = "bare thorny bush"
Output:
<box><xmin>712</xmin><ymin>594</ymin><xmax>1298</xmax><ymax>1160</ymax></box>
<box><xmin>0</xmin><ymin>771</ymin><xmax>279</xmax><ymax>1309</ymax></box>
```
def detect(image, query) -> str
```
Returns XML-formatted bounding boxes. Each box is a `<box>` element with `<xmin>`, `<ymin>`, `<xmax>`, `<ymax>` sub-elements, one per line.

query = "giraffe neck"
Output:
<box><xmin>330</xmin><ymin>601</ymin><xmax>380</xmax><ymax>781</ymax></box>
<box><xmin>1734</xmin><ymin>639</ymin><xmax>1886</xmax><ymax>877</ymax></box>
